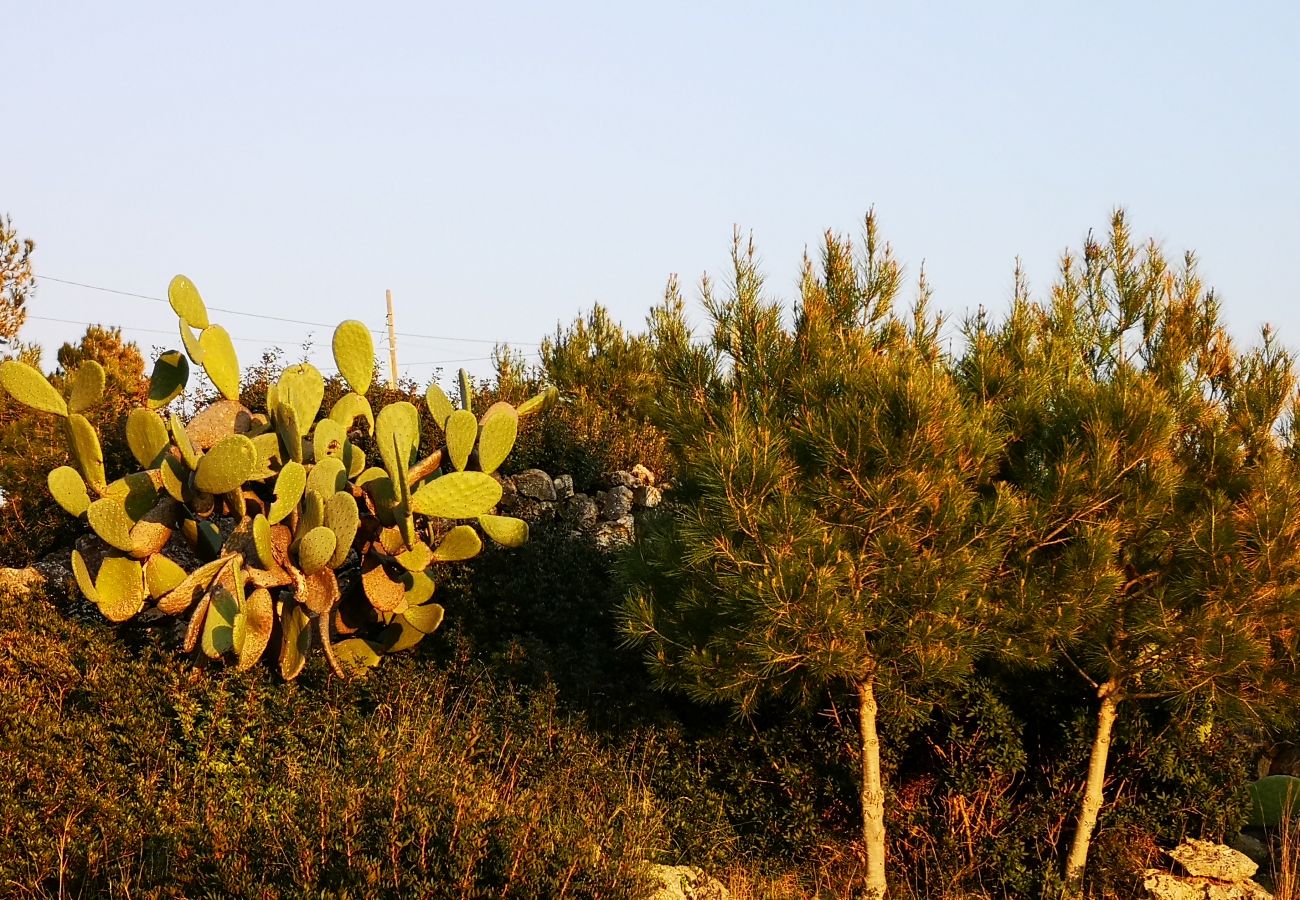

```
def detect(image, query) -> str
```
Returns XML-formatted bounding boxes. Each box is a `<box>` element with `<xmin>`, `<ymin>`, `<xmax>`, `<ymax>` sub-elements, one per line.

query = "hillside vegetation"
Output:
<box><xmin>1</xmin><ymin>211</ymin><xmax>1296</xmax><ymax>899</ymax></box>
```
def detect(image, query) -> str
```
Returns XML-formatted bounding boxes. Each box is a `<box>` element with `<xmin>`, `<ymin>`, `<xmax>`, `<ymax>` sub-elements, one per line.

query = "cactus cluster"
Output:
<box><xmin>0</xmin><ymin>276</ymin><xmax>555</xmax><ymax>678</ymax></box>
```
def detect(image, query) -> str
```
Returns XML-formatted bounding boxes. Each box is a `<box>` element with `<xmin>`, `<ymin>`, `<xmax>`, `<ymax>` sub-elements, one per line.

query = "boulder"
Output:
<box><xmin>603</xmin><ymin>485</ymin><xmax>635</xmax><ymax>520</ymax></box>
<box><xmin>1143</xmin><ymin>838</ymin><xmax>1274</xmax><ymax>900</ymax></box>
<box><xmin>552</xmin><ymin>474</ymin><xmax>575</xmax><ymax>501</ymax></box>
<box><xmin>566</xmin><ymin>494</ymin><xmax>600</xmax><ymax>527</ymax></box>
<box><xmin>1229</xmin><ymin>832</ymin><xmax>1270</xmax><ymax>868</ymax></box>
<box><xmin>514</xmin><ymin>469</ymin><xmax>557</xmax><ymax>502</ymax></box>
<box><xmin>1170</xmin><ymin>839</ymin><xmax>1258</xmax><ymax>881</ymax></box>
<box><xmin>634</xmin><ymin>484</ymin><xmax>662</xmax><ymax>508</ymax></box>
<box><xmin>642</xmin><ymin>864</ymin><xmax>730</xmax><ymax>900</ymax></box>
<box><xmin>594</xmin><ymin>515</ymin><xmax>635</xmax><ymax>548</ymax></box>
<box><xmin>607</xmin><ymin>470</ymin><xmax>638</xmax><ymax>490</ymax></box>
<box><xmin>631</xmin><ymin>463</ymin><xmax>656</xmax><ymax>485</ymax></box>
<box><xmin>1143</xmin><ymin>871</ymin><xmax>1272</xmax><ymax>900</ymax></box>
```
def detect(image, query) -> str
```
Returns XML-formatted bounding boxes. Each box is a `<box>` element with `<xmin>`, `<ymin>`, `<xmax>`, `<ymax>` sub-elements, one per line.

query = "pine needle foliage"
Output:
<box><xmin>0</xmin><ymin>213</ymin><xmax>34</xmax><ymax>345</ymax></box>
<box><xmin>959</xmin><ymin>210</ymin><xmax>1300</xmax><ymax>894</ymax></box>
<box><xmin>622</xmin><ymin>215</ymin><xmax>1017</xmax><ymax>897</ymax></box>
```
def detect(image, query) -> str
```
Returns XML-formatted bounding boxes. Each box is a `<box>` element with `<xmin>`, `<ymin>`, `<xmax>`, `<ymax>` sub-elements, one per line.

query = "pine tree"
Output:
<box><xmin>0</xmin><ymin>214</ymin><xmax>35</xmax><ymax>345</ymax></box>
<box><xmin>622</xmin><ymin>216</ymin><xmax>1015</xmax><ymax>898</ymax></box>
<box><xmin>959</xmin><ymin>212</ymin><xmax>1300</xmax><ymax>895</ymax></box>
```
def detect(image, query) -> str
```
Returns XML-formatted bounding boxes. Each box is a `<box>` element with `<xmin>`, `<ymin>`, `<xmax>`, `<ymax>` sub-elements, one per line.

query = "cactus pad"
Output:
<box><xmin>201</xmin><ymin>577</ymin><xmax>240</xmax><ymax>658</ymax></box>
<box><xmin>279</xmin><ymin>362</ymin><xmax>325</xmax><ymax>428</ymax></box>
<box><xmin>362</xmin><ymin>551</ymin><xmax>406</xmax><ymax>612</ymax></box>
<box><xmin>194</xmin><ymin>434</ymin><xmax>257</xmax><ymax>495</ymax></box>
<box><xmin>71</xmin><ymin>549</ymin><xmax>99</xmax><ymax>603</ymax></box>
<box><xmin>127</xmin><ymin>408</ymin><xmax>170</xmax><ymax>469</ymax></box>
<box><xmin>279</xmin><ymin>601</ymin><xmax>313</xmax><ymax>680</ymax></box>
<box><xmin>48</xmin><ymin>466</ymin><xmax>91</xmax><ymax>517</ymax></box>
<box><xmin>145</xmin><ymin>554</ymin><xmax>187</xmax><ymax>600</ymax></box>
<box><xmin>312</xmin><ymin>418</ymin><xmax>347</xmax><ymax>462</ymax></box>
<box><xmin>307</xmin><ymin>456</ymin><xmax>347</xmax><ymax>497</ymax></box>
<box><xmin>148</xmin><ymin>350</ymin><xmax>189</xmax><ymax>409</ymax></box>
<box><xmin>325</xmin><ymin>491</ymin><xmax>359</xmax><ymax>567</ymax></box>
<box><xmin>376</xmin><ymin>401</ymin><xmax>420</xmax><ymax>480</ymax></box>
<box><xmin>516</xmin><ymin>385</ymin><xmax>558</xmax><ymax>418</ymax></box>
<box><xmin>168</xmin><ymin>274</ymin><xmax>210</xmax><ymax>328</ymax></box>
<box><xmin>269</xmin><ymin>461</ymin><xmax>307</xmax><ymax>524</ymax></box>
<box><xmin>234</xmin><ymin>587</ymin><xmax>274</xmax><ymax>670</ymax></box>
<box><xmin>68</xmin><ymin>360</ymin><xmax>106</xmax><ymax>413</ymax></box>
<box><xmin>444</xmin><ymin>409</ymin><xmax>477</xmax><ymax>471</ymax></box>
<box><xmin>411</xmin><ymin>471</ymin><xmax>502</xmax><ymax>519</ymax></box>
<box><xmin>404</xmin><ymin>600</ymin><xmax>445</xmax><ymax>635</ymax></box>
<box><xmin>95</xmin><ymin>556</ymin><xmax>146</xmax><ymax>623</ymax></box>
<box><xmin>432</xmin><ymin>525</ymin><xmax>482</xmax><ymax>562</ymax></box>
<box><xmin>479</xmin><ymin>514</ymin><xmax>529</xmax><ymax>548</ymax></box>
<box><xmin>87</xmin><ymin>498</ymin><xmax>136</xmax><ymax>552</ymax></box>
<box><xmin>67</xmin><ymin>414</ymin><xmax>107</xmax><ymax>489</ymax></box>
<box><xmin>458</xmin><ymin>368</ymin><xmax>473</xmax><ymax>412</ymax></box>
<box><xmin>297</xmin><ymin>526</ymin><xmax>337</xmax><ymax>576</ymax></box>
<box><xmin>170</xmin><ymin>411</ymin><xmax>201</xmax><ymax>469</ymax></box>
<box><xmin>332</xmin><ymin>320</ymin><xmax>375</xmax><ymax>395</ymax></box>
<box><xmin>199</xmin><ymin>324</ymin><xmax>240</xmax><ymax>400</ymax></box>
<box><xmin>330</xmin><ymin>391</ymin><xmax>374</xmax><ymax>435</ymax></box>
<box><xmin>0</xmin><ymin>360</ymin><xmax>68</xmax><ymax>416</ymax></box>
<box><xmin>477</xmin><ymin>402</ymin><xmax>518</xmax><ymax>474</ymax></box>
<box><xmin>334</xmin><ymin>638</ymin><xmax>382</xmax><ymax>673</ymax></box>
<box><xmin>425</xmin><ymin>383</ymin><xmax>455</xmax><ymax>429</ymax></box>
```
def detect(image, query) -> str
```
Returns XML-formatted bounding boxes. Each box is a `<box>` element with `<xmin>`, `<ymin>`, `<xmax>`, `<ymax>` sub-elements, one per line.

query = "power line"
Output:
<box><xmin>26</xmin><ymin>315</ymin><xmax>302</xmax><ymax>346</ymax></box>
<box><xmin>25</xmin><ymin>314</ymin><xmax>534</xmax><ymax>372</ymax></box>
<box><xmin>34</xmin><ymin>274</ymin><xmax>543</xmax><ymax>346</ymax></box>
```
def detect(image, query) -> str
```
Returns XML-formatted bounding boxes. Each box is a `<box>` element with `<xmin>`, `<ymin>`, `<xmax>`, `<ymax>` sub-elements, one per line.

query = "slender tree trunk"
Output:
<box><xmin>858</xmin><ymin>676</ymin><xmax>887</xmax><ymax>899</ymax></box>
<box><xmin>1063</xmin><ymin>679</ymin><xmax>1121</xmax><ymax>895</ymax></box>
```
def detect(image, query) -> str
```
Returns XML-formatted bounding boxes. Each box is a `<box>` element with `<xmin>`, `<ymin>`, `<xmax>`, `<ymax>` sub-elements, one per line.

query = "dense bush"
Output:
<box><xmin>0</xmin><ymin>578</ymin><xmax>662</xmax><ymax>898</ymax></box>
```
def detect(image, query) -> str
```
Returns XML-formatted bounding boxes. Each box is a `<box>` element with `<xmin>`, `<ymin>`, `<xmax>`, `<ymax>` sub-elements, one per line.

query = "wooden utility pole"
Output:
<box><xmin>385</xmin><ymin>289</ymin><xmax>399</xmax><ymax>385</ymax></box>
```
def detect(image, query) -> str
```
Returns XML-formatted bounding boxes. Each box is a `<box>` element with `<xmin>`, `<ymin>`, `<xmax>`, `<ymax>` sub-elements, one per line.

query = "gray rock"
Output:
<box><xmin>515</xmin><ymin>468</ymin><xmax>557</xmax><ymax>501</ymax></box>
<box><xmin>567</xmin><ymin>494</ymin><xmax>600</xmax><ymax>526</ymax></box>
<box><xmin>634</xmin><ymin>484</ymin><xmax>662</xmax><ymax>508</ymax></box>
<box><xmin>1170</xmin><ymin>838</ymin><xmax>1258</xmax><ymax>882</ymax></box>
<box><xmin>642</xmin><ymin>864</ymin><xmax>731</xmax><ymax>900</ymax></box>
<box><xmin>594</xmin><ymin>515</ymin><xmax>635</xmax><ymax>548</ymax></box>
<box><xmin>607</xmin><ymin>470</ymin><xmax>638</xmax><ymax>489</ymax></box>
<box><xmin>631</xmin><ymin>463</ymin><xmax>656</xmax><ymax>485</ymax></box>
<box><xmin>74</xmin><ymin>533</ymin><xmax>112</xmax><ymax>573</ymax></box>
<box><xmin>603</xmin><ymin>485</ymin><xmax>634</xmax><ymax>520</ymax></box>
<box><xmin>552</xmin><ymin>474</ymin><xmax>575</xmax><ymax>500</ymax></box>
<box><xmin>1229</xmin><ymin>832</ymin><xmax>1270</xmax><ymax>868</ymax></box>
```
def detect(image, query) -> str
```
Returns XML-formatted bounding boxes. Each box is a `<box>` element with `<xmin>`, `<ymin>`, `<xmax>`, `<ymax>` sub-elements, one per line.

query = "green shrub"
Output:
<box><xmin>0</xmin><ymin>579</ymin><xmax>662</xmax><ymax>898</ymax></box>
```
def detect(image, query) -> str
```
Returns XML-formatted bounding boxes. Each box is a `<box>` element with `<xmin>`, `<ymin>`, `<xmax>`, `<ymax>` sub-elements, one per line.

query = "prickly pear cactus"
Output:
<box><xmin>0</xmin><ymin>275</ymin><xmax>556</xmax><ymax>678</ymax></box>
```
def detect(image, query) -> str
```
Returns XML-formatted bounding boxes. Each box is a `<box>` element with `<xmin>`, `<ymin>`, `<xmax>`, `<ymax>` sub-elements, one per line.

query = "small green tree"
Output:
<box><xmin>0</xmin><ymin>214</ymin><xmax>35</xmax><ymax>345</ymax></box>
<box><xmin>622</xmin><ymin>217</ymin><xmax>1015</xmax><ymax>898</ymax></box>
<box><xmin>960</xmin><ymin>212</ymin><xmax>1300</xmax><ymax>895</ymax></box>
<box><xmin>503</xmin><ymin>303</ymin><xmax>669</xmax><ymax>487</ymax></box>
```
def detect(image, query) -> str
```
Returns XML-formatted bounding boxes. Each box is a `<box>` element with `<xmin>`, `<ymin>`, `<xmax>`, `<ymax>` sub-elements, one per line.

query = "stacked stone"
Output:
<box><xmin>500</xmin><ymin>464</ymin><xmax>663</xmax><ymax>548</ymax></box>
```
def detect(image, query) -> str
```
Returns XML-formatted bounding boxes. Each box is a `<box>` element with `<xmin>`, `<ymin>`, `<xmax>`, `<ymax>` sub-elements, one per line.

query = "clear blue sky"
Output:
<box><xmin>7</xmin><ymin>2</ymin><xmax>1298</xmax><ymax>384</ymax></box>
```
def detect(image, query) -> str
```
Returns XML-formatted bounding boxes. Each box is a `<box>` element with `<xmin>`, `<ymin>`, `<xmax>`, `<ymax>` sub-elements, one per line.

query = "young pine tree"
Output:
<box><xmin>959</xmin><ymin>212</ymin><xmax>1300</xmax><ymax>895</ymax></box>
<box><xmin>622</xmin><ymin>218</ymin><xmax>1016</xmax><ymax>898</ymax></box>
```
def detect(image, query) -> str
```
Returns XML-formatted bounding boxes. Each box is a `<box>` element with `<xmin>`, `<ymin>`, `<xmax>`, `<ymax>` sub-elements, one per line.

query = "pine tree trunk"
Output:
<box><xmin>858</xmin><ymin>676</ymin><xmax>888</xmax><ymax>899</ymax></box>
<box><xmin>1063</xmin><ymin>680</ymin><xmax>1121</xmax><ymax>895</ymax></box>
